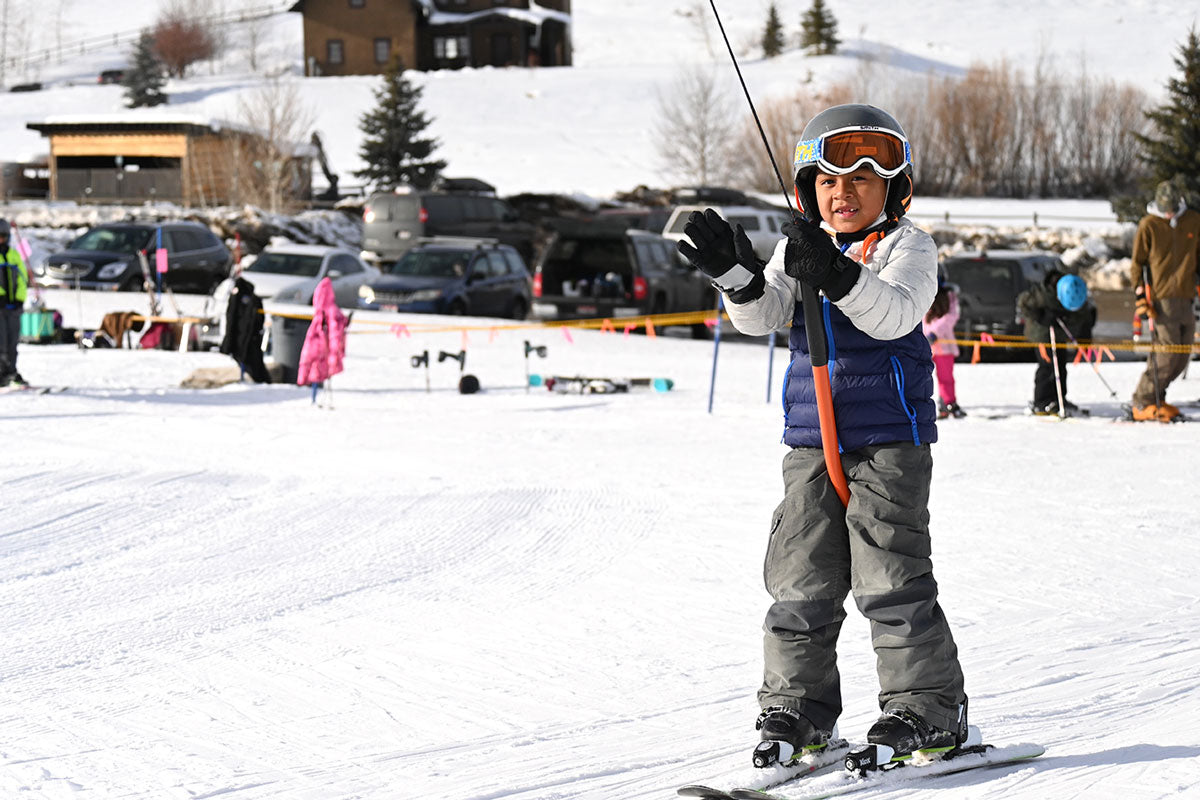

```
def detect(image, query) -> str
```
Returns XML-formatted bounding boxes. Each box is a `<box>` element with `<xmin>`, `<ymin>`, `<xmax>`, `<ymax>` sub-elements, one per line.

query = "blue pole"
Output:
<box><xmin>707</xmin><ymin>295</ymin><xmax>723</xmax><ymax>414</ymax></box>
<box><xmin>766</xmin><ymin>330</ymin><xmax>776</xmax><ymax>403</ymax></box>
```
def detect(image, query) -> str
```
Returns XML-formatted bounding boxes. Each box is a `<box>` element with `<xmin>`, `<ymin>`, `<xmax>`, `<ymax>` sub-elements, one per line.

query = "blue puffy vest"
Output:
<box><xmin>782</xmin><ymin>297</ymin><xmax>937</xmax><ymax>452</ymax></box>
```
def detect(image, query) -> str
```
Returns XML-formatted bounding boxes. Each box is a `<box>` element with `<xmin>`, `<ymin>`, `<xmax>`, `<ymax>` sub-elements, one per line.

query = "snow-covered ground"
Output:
<box><xmin>3</xmin><ymin>299</ymin><xmax>1200</xmax><ymax>799</ymax></box>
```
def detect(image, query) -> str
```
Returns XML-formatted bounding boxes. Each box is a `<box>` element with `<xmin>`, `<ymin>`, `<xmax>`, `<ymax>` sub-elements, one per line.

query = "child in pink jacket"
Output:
<box><xmin>297</xmin><ymin>277</ymin><xmax>348</xmax><ymax>387</ymax></box>
<box><xmin>922</xmin><ymin>278</ymin><xmax>964</xmax><ymax>418</ymax></box>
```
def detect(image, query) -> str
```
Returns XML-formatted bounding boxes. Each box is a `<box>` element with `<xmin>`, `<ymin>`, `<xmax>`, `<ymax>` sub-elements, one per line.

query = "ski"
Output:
<box><xmin>725</xmin><ymin>741</ymin><xmax>1044</xmax><ymax>800</ymax></box>
<box><xmin>677</xmin><ymin>740</ymin><xmax>850</xmax><ymax>799</ymax></box>
<box><xmin>530</xmin><ymin>374</ymin><xmax>674</xmax><ymax>394</ymax></box>
<box><xmin>0</xmin><ymin>384</ymin><xmax>68</xmax><ymax>395</ymax></box>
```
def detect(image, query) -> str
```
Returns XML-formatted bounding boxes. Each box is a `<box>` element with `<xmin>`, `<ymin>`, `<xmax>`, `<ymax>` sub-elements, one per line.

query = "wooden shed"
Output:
<box><xmin>26</xmin><ymin>117</ymin><xmax>312</xmax><ymax>207</ymax></box>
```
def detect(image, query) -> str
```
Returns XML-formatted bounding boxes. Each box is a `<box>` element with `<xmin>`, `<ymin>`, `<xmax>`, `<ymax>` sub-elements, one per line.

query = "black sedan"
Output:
<box><xmin>39</xmin><ymin>221</ymin><xmax>233</xmax><ymax>294</ymax></box>
<box><xmin>357</xmin><ymin>238</ymin><xmax>532</xmax><ymax>319</ymax></box>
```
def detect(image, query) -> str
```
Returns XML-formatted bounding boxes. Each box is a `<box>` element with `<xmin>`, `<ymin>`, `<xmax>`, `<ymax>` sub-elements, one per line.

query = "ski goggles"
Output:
<box><xmin>794</xmin><ymin>127</ymin><xmax>911</xmax><ymax>179</ymax></box>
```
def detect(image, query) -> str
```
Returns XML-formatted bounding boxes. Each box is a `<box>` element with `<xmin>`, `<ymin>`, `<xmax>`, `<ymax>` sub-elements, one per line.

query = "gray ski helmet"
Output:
<box><xmin>0</xmin><ymin>219</ymin><xmax>10</xmax><ymax>237</ymax></box>
<box><xmin>792</xmin><ymin>104</ymin><xmax>913</xmax><ymax>224</ymax></box>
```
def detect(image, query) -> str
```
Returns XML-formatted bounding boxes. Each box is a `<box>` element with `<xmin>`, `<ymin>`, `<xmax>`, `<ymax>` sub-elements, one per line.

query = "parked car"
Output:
<box><xmin>662</xmin><ymin>204</ymin><xmax>791</xmax><ymax>261</ymax></box>
<box><xmin>199</xmin><ymin>244</ymin><xmax>380</xmax><ymax>352</ymax></box>
<box><xmin>39</xmin><ymin>221</ymin><xmax>232</xmax><ymax>293</ymax></box>
<box><xmin>531</xmin><ymin>223</ymin><xmax>714</xmax><ymax>337</ymax></box>
<box><xmin>593</xmin><ymin>206</ymin><xmax>672</xmax><ymax>233</ymax></box>
<box><xmin>360</xmin><ymin>180</ymin><xmax>536</xmax><ymax>264</ymax></box>
<box><xmin>940</xmin><ymin>249</ymin><xmax>1064</xmax><ymax>359</ymax></box>
<box><xmin>98</xmin><ymin>69</ymin><xmax>125</xmax><ymax>84</ymax></box>
<box><xmin>357</xmin><ymin>237</ymin><xmax>531</xmax><ymax>319</ymax></box>
<box><xmin>233</xmin><ymin>244</ymin><xmax>381</xmax><ymax>307</ymax></box>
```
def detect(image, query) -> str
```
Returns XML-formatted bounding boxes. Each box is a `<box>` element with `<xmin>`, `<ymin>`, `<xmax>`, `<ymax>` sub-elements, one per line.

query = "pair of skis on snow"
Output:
<box><xmin>678</xmin><ymin>730</ymin><xmax>1044</xmax><ymax>800</ymax></box>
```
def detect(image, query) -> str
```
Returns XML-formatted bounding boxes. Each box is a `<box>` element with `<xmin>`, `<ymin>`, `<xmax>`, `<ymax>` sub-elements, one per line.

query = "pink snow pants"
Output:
<box><xmin>932</xmin><ymin>354</ymin><xmax>956</xmax><ymax>405</ymax></box>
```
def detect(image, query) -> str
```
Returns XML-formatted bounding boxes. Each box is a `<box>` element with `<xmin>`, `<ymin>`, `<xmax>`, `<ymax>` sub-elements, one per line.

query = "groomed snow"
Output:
<box><xmin>3</xmin><ymin>290</ymin><xmax>1200</xmax><ymax>798</ymax></box>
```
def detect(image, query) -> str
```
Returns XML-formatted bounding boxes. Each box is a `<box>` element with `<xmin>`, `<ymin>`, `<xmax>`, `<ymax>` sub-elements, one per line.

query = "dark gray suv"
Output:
<box><xmin>531</xmin><ymin>223</ymin><xmax>714</xmax><ymax>337</ymax></box>
<box><xmin>40</xmin><ymin>221</ymin><xmax>232</xmax><ymax>293</ymax></box>
<box><xmin>941</xmin><ymin>249</ymin><xmax>1064</xmax><ymax>358</ymax></box>
<box><xmin>361</xmin><ymin>184</ymin><xmax>536</xmax><ymax>265</ymax></box>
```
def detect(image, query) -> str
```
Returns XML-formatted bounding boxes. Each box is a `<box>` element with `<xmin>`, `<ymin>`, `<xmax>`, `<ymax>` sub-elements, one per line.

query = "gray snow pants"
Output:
<box><xmin>1132</xmin><ymin>297</ymin><xmax>1195</xmax><ymax>408</ymax></box>
<box><xmin>759</xmin><ymin>442</ymin><xmax>966</xmax><ymax>733</ymax></box>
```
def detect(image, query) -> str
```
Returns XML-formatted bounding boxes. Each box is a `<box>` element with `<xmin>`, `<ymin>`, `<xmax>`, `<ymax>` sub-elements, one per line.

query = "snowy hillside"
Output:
<box><xmin>2</xmin><ymin>0</ymin><xmax>1196</xmax><ymax>197</ymax></box>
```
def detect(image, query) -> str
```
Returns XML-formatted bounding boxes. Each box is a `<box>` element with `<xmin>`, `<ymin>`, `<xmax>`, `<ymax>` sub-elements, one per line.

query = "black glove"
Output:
<box><xmin>676</xmin><ymin>209</ymin><xmax>764</xmax><ymax>302</ymax></box>
<box><xmin>1036</xmin><ymin>308</ymin><xmax>1057</xmax><ymax>326</ymax></box>
<box><xmin>780</xmin><ymin>219</ymin><xmax>861</xmax><ymax>301</ymax></box>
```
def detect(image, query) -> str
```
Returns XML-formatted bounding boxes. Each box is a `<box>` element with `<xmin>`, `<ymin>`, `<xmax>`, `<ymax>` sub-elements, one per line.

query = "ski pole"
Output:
<box><xmin>1055</xmin><ymin>318</ymin><xmax>1117</xmax><ymax>398</ymax></box>
<box><xmin>1048</xmin><ymin>324</ymin><xmax>1067</xmax><ymax>419</ymax></box>
<box><xmin>706</xmin><ymin>0</ymin><xmax>849</xmax><ymax>506</ymax></box>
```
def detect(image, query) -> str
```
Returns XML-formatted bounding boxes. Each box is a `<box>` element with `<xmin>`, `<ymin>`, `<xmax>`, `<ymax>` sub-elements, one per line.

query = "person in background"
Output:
<box><xmin>1017</xmin><ymin>270</ymin><xmax>1095</xmax><ymax>416</ymax></box>
<box><xmin>677</xmin><ymin>104</ymin><xmax>969</xmax><ymax>769</ymax></box>
<box><xmin>0</xmin><ymin>218</ymin><xmax>30</xmax><ymax>387</ymax></box>
<box><xmin>1128</xmin><ymin>180</ymin><xmax>1200</xmax><ymax>422</ymax></box>
<box><xmin>923</xmin><ymin>275</ymin><xmax>964</xmax><ymax>418</ymax></box>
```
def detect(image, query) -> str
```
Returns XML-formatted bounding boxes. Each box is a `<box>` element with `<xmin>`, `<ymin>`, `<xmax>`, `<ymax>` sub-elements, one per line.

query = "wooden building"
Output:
<box><xmin>26</xmin><ymin>118</ymin><xmax>311</xmax><ymax>207</ymax></box>
<box><xmin>289</xmin><ymin>0</ymin><xmax>571</xmax><ymax>76</ymax></box>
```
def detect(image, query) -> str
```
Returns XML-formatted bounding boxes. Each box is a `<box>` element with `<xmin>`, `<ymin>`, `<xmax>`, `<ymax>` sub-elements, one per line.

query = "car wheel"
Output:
<box><xmin>508</xmin><ymin>297</ymin><xmax>528</xmax><ymax>320</ymax></box>
<box><xmin>120</xmin><ymin>274</ymin><xmax>144</xmax><ymax>293</ymax></box>
<box><xmin>448</xmin><ymin>299</ymin><xmax>468</xmax><ymax>316</ymax></box>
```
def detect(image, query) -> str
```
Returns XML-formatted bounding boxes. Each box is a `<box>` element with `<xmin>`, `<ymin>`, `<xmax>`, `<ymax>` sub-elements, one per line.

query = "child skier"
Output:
<box><xmin>677</xmin><ymin>104</ymin><xmax>968</xmax><ymax>767</ymax></box>
<box><xmin>1017</xmin><ymin>270</ymin><xmax>1094</xmax><ymax>416</ymax></box>
<box><xmin>923</xmin><ymin>275</ymin><xmax>964</xmax><ymax>418</ymax></box>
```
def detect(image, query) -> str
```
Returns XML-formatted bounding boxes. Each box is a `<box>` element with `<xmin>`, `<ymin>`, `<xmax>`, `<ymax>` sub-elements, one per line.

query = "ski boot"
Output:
<box><xmin>845</xmin><ymin>702</ymin><xmax>971</xmax><ymax>772</ymax></box>
<box><xmin>1128</xmin><ymin>403</ymin><xmax>1182</xmax><ymax>422</ymax></box>
<box><xmin>752</xmin><ymin>706</ymin><xmax>831</xmax><ymax>768</ymax></box>
<box><xmin>945</xmin><ymin>402</ymin><xmax>967</xmax><ymax>419</ymax></box>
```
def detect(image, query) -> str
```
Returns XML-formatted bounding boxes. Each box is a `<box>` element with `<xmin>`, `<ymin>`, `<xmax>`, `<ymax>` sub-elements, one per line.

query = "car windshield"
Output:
<box><xmin>248</xmin><ymin>252</ymin><xmax>324</xmax><ymax>277</ymax></box>
<box><xmin>944</xmin><ymin>260</ymin><xmax>1018</xmax><ymax>299</ymax></box>
<box><xmin>389</xmin><ymin>250</ymin><xmax>469</xmax><ymax>278</ymax></box>
<box><xmin>69</xmin><ymin>227</ymin><xmax>153</xmax><ymax>255</ymax></box>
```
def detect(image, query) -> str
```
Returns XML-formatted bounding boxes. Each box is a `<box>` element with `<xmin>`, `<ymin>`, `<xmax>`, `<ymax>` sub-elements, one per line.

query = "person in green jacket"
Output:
<box><xmin>0</xmin><ymin>219</ymin><xmax>30</xmax><ymax>387</ymax></box>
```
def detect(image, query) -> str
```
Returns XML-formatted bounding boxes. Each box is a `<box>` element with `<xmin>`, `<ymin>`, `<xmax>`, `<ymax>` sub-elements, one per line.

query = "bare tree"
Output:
<box><xmin>231</xmin><ymin>76</ymin><xmax>316</xmax><ymax>213</ymax></box>
<box><xmin>653</xmin><ymin>67</ymin><xmax>738</xmax><ymax>187</ymax></box>
<box><xmin>728</xmin><ymin>84</ymin><xmax>852</xmax><ymax>194</ymax></box>
<box><xmin>154</xmin><ymin>0</ymin><xmax>217</xmax><ymax>78</ymax></box>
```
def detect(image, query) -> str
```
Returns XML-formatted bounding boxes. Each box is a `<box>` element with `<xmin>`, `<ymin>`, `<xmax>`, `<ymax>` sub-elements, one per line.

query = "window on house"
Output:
<box><xmin>374</xmin><ymin>37</ymin><xmax>391</xmax><ymax>64</ymax></box>
<box><xmin>433</xmin><ymin>36</ymin><xmax>470</xmax><ymax>60</ymax></box>
<box><xmin>327</xmin><ymin>39</ymin><xmax>345</xmax><ymax>65</ymax></box>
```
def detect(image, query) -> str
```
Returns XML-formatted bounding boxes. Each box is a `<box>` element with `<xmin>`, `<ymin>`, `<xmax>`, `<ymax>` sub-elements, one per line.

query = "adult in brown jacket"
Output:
<box><xmin>1129</xmin><ymin>181</ymin><xmax>1200</xmax><ymax>421</ymax></box>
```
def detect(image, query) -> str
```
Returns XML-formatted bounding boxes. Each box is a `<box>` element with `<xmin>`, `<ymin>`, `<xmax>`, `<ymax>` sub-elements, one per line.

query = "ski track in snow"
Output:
<box><xmin>3</xmin><ymin>302</ymin><xmax>1200</xmax><ymax>798</ymax></box>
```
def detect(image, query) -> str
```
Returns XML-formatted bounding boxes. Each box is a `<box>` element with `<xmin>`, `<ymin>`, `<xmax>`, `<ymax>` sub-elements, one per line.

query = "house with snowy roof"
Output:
<box><xmin>289</xmin><ymin>0</ymin><xmax>571</xmax><ymax>76</ymax></box>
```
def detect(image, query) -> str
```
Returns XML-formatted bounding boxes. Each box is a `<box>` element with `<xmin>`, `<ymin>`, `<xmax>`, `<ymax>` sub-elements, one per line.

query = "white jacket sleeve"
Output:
<box><xmin>723</xmin><ymin>237</ymin><xmax>799</xmax><ymax>335</ymax></box>
<box><xmin>721</xmin><ymin>221</ymin><xmax>938</xmax><ymax>341</ymax></box>
<box><xmin>835</xmin><ymin>223</ymin><xmax>938</xmax><ymax>340</ymax></box>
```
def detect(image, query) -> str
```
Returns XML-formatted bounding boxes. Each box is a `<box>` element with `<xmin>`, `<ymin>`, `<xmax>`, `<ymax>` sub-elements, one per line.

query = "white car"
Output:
<box><xmin>200</xmin><ymin>244</ymin><xmax>380</xmax><ymax>350</ymax></box>
<box><xmin>230</xmin><ymin>244</ymin><xmax>381</xmax><ymax>307</ymax></box>
<box><xmin>662</xmin><ymin>204</ymin><xmax>791</xmax><ymax>262</ymax></box>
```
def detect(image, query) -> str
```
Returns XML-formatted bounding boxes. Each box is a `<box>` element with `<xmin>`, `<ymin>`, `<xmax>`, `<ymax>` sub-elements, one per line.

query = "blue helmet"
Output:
<box><xmin>1056</xmin><ymin>274</ymin><xmax>1088</xmax><ymax>312</ymax></box>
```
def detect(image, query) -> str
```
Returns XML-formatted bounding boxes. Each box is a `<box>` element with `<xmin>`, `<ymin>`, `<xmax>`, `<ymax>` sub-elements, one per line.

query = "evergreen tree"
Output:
<box><xmin>1135</xmin><ymin>27</ymin><xmax>1200</xmax><ymax>205</ymax></box>
<box><xmin>762</xmin><ymin>3</ymin><xmax>785</xmax><ymax>59</ymax></box>
<box><xmin>354</xmin><ymin>58</ymin><xmax>446</xmax><ymax>190</ymax></box>
<box><xmin>800</xmin><ymin>0</ymin><xmax>840</xmax><ymax>56</ymax></box>
<box><xmin>123</xmin><ymin>30</ymin><xmax>168</xmax><ymax>108</ymax></box>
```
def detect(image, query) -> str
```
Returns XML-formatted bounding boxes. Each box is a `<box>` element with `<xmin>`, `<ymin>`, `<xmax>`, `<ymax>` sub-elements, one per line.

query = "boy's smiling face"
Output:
<box><xmin>814</xmin><ymin>167</ymin><xmax>888</xmax><ymax>234</ymax></box>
